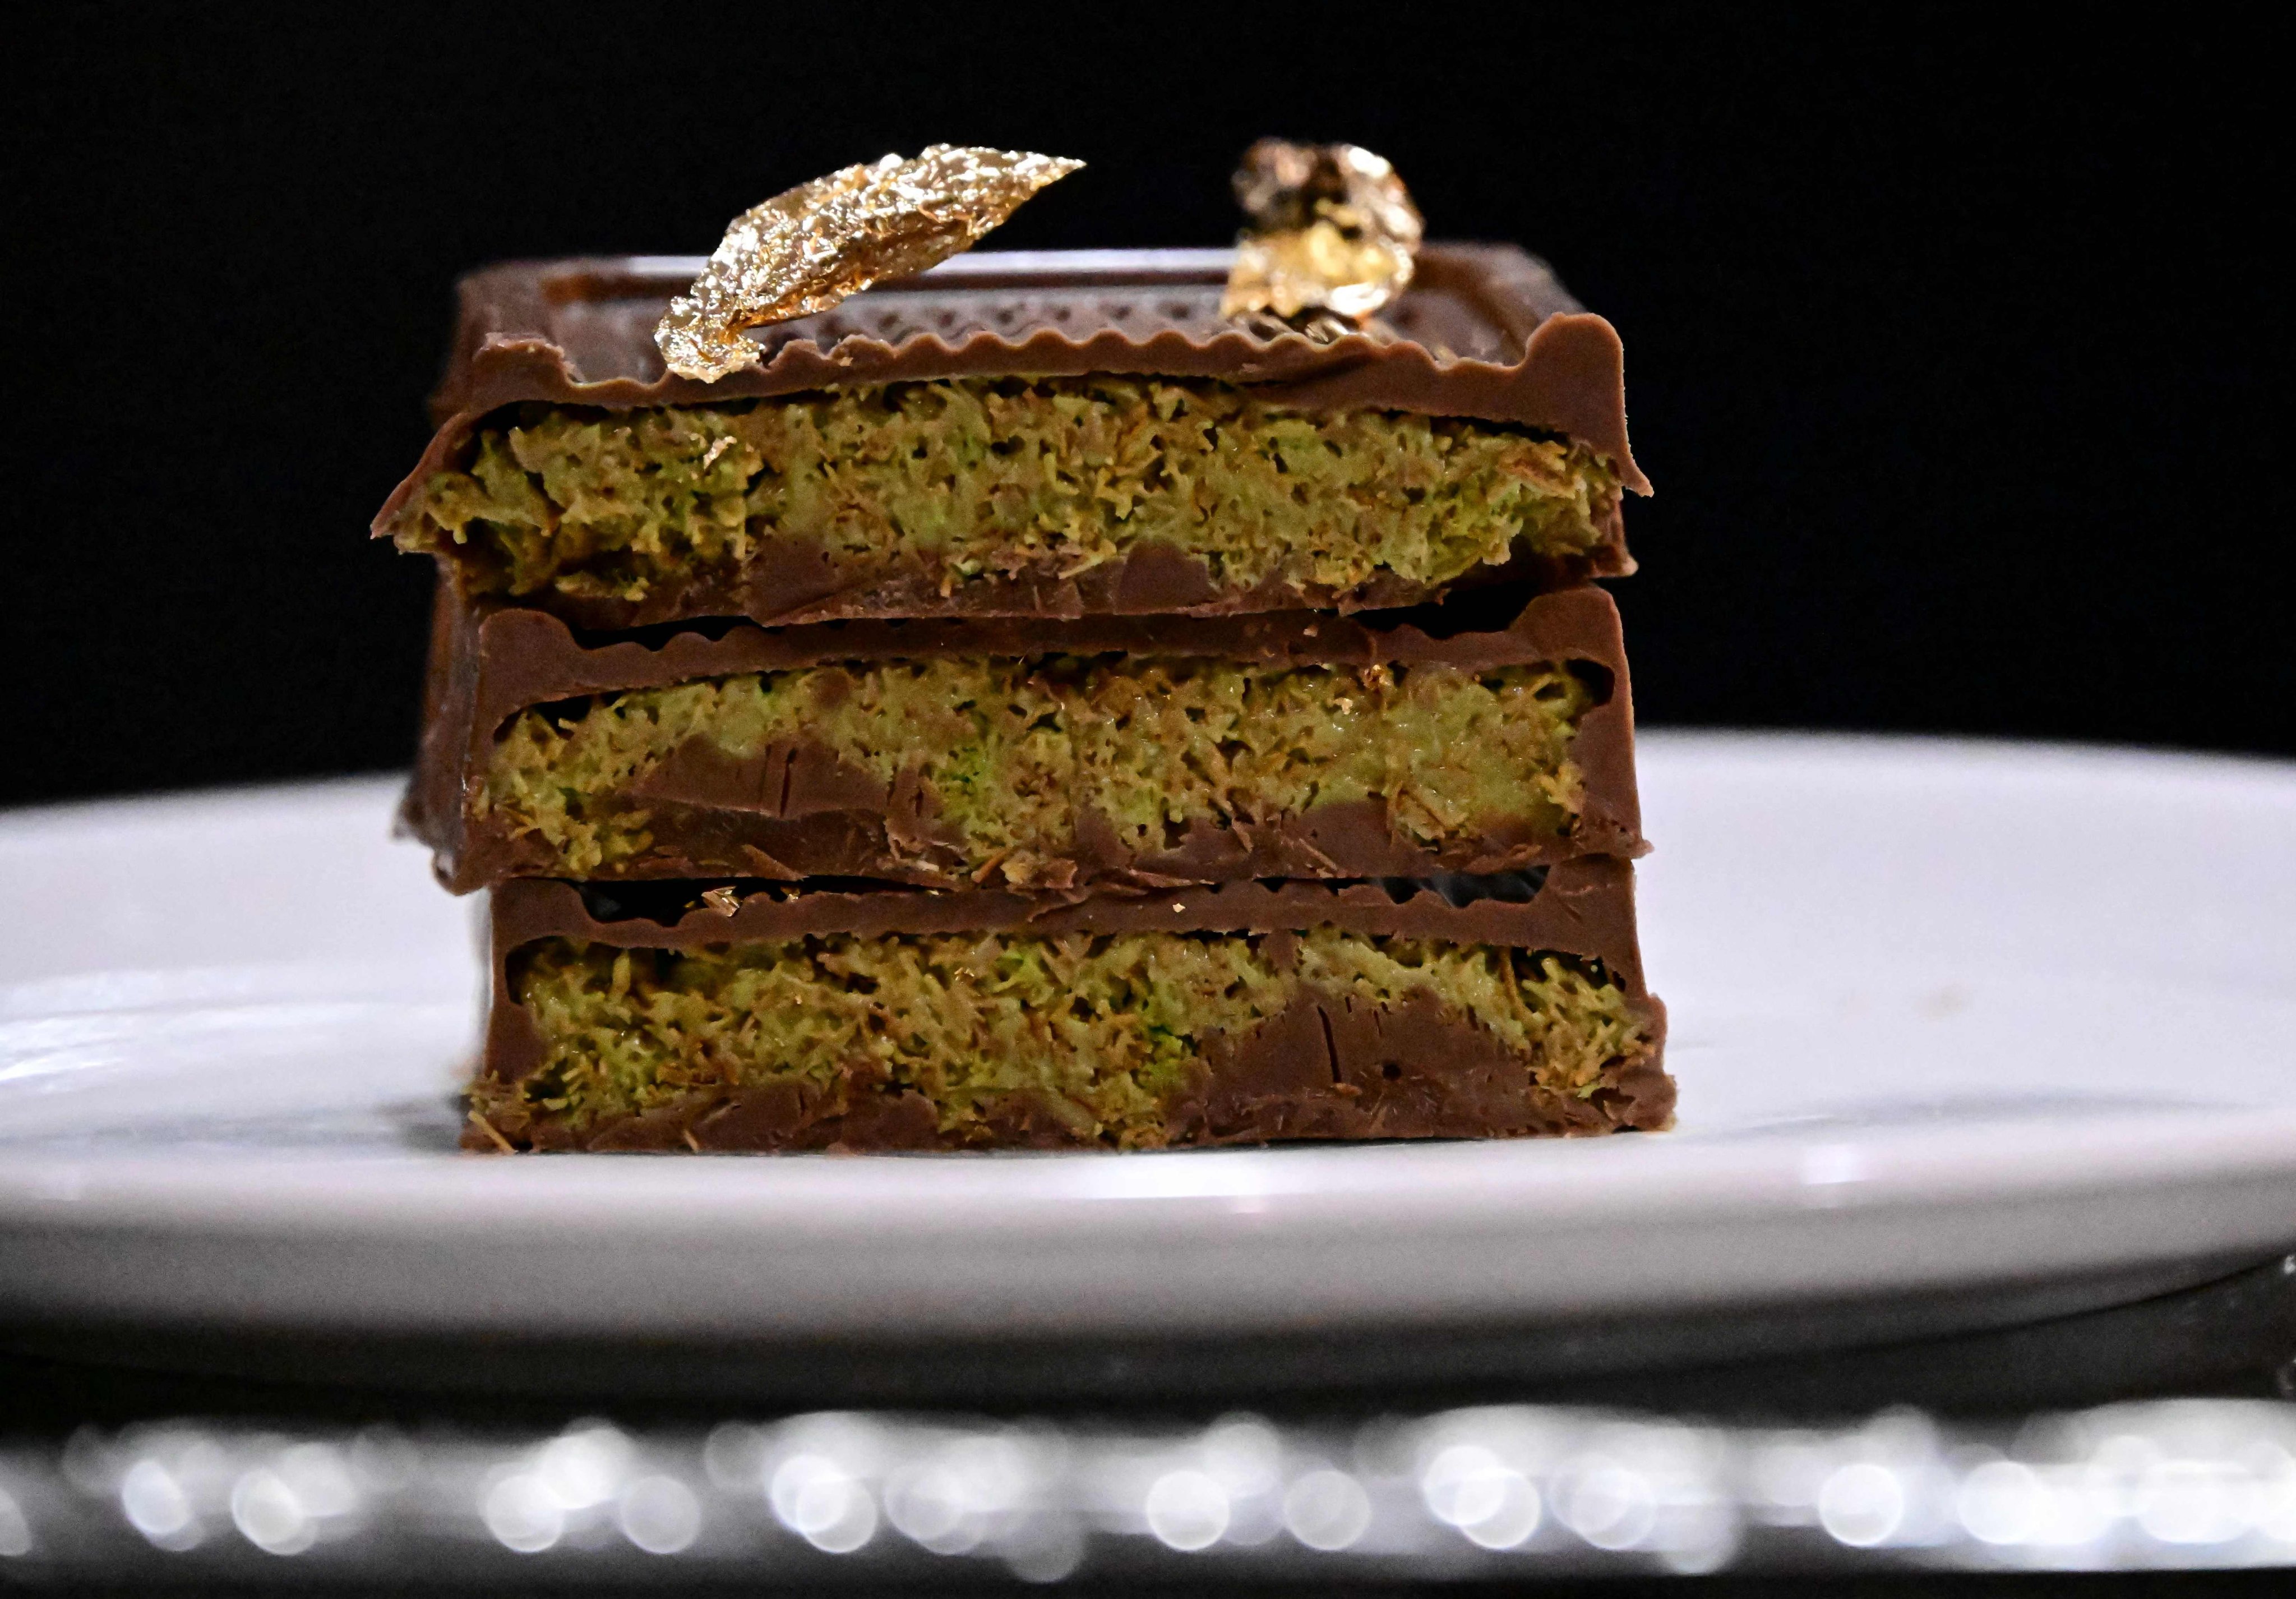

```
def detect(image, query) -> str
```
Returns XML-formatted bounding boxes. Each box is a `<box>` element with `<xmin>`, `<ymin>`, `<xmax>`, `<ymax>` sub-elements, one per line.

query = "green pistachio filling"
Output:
<box><xmin>481</xmin><ymin>657</ymin><xmax>1595</xmax><ymax>882</ymax></box>
<box><xmin>401</xmin><ymin>376</ymin><xmax>1619</xmax><ymax>603</ymax></box>
<box><xmin>488</xmin><ymin>931</ymin><xmax>1649</xmax><ymax>1146</ymax></box>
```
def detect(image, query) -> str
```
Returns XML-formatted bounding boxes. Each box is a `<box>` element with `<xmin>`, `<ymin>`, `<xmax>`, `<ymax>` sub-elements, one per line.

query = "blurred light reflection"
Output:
<box><xmin>8</xmin><ymin>1400</ymin><xmax>2296</xmax><ymax>1580</ymax></box>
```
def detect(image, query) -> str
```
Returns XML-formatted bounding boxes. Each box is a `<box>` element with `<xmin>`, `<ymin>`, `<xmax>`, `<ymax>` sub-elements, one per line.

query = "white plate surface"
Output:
<box><xmin>2</xmin><ymin>732</ymin><xmax>2292</xmax><ymax>1339</ymax></box>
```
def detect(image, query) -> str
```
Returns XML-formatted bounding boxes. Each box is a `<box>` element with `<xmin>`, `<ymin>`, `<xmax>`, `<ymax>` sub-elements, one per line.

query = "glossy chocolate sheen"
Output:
<box><xmin>374</xmin><ymin>247</ymin><xmax>1646</xmax><ymax>628</ymax></box>
<box><xmin>406</xmin><ymin>586</ymin><xmax>1644</xmax><ymax>895</ymax></box>
<box><xmin>477</xmin><ymin>857</ymin><xmax>1671</xmax><ymax>1151</ymax></box>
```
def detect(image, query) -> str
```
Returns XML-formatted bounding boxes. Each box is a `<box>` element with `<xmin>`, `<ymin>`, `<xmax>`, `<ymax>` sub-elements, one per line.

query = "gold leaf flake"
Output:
<box><xmin>657</xmin><ymin>146</ymin><xmax>1085</xmax><ymax>381</ymax></box>
<box><xmin>1221</xmin><ymin>140</ymin><xmax>1424</xmax><ymax>326</ymax></box>
<box><xmin>700</xmin><ymin>886</ymin><xmax>741</xmax><ymax>917</ymax></box>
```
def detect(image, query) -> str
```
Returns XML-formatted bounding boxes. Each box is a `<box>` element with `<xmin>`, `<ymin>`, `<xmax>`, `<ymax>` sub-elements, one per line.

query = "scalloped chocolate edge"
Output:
<box><xmin>490</xmin><ymin>855</ymin><xmax>1646</xmax><ymax>966</ymax></box>
<box><xmin>372</xmin><ymin>247</ymin><xmax>1649</xmax><ymax>598</ymax></box>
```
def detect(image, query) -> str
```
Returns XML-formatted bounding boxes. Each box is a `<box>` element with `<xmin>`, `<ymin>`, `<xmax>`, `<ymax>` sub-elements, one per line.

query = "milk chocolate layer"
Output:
<box><xmin>476</xmin><ymin>858</ymin><xmax>1669</xmax><ymax>1153</ymax></box>
<box><xmin>408</xmin><ymin>586</ymin><xmax>1643</xmax><ymax>895</ymax></box>
<box><xmin>376</xmin><ymin>248</ymin><xmax>1645</xmax><ymax>629</ymax></box>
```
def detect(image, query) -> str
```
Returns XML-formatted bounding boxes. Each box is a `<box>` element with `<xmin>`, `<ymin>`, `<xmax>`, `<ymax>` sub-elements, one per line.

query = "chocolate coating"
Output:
<box><xmin>406</xmin><ymin>586</ymin><xmax>1644</xmax><ymax>895</ymax></box>
<box><xmin>375</xmin><ymin>247</ymin><xmax>1646</xmax><ymax>629</ymax></box>
<box><xmin>478</xmin><ymin>856</ymin><xmax>1670</xmax><ymax>1152</ymax></box>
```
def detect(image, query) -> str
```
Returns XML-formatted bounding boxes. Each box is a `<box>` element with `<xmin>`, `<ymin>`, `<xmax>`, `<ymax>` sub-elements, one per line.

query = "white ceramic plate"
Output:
<box><xmin>2</xmin><ymin>732</ymin><xmax>2292</xmax><ymax>1341</ymax></box>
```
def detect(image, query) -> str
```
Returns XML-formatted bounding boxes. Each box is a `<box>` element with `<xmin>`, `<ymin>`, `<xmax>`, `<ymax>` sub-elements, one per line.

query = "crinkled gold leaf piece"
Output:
<box><xmin>657</xmin><ymin>146</ymin><xmax>1084</xmax><ymax>382</ymax></box>
<box><xmin>1221</xmin><ymin>140</ymin><xmax>1424</xmax><ymax>325</ymax></box>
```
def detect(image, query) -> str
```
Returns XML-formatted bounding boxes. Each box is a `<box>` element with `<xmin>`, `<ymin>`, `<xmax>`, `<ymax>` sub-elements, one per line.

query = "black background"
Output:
<box><xmin>8</xmin><ymin>7</ymin><xmax>2290</xmax><ymax>810</ymax></box>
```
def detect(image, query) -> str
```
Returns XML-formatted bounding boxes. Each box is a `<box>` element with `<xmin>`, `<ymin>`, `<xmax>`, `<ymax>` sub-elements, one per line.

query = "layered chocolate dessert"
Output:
<box><xmin>381</xmin><ymin>144</ymin><xmax>1669</xmax><ymax>1153</ymax></box>
<box><xmin>475</xmin><ymin>861</ymin><xmax>1665</xmax><ymax>1153</ymax></box>
<box><xmin>406</xmin><ymin>586</ymin><xmax>1642</xmax><ymax>893</ymax></box>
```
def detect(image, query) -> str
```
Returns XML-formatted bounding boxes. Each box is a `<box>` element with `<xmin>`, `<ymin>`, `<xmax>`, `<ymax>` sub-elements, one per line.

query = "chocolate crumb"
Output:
<box><xmin>466</xmin><ymin>1109</ymin><xmax>519</xmax><ymax>1155</ymax></box>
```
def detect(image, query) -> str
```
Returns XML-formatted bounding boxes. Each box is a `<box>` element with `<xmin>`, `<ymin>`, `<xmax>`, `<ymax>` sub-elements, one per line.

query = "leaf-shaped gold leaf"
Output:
<box><xmin>656</xmin><ymin>146</ymin><xmax>1084</xmax><ymax>382</ymax></box>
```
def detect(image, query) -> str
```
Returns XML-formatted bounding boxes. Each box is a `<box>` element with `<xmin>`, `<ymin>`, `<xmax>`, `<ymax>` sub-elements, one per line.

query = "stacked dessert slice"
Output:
<box><xmin>378</xmin><ymin>246</ymin><xmax>1671</xmax><ymax>1151</ymax></box>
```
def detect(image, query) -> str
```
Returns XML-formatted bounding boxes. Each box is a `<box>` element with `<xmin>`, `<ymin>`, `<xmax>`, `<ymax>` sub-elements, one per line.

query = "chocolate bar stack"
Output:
<box><xmin>380</xmin><ymin>247</ymin><xmax>1671</xmax><ymax>1151</ymax></box>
